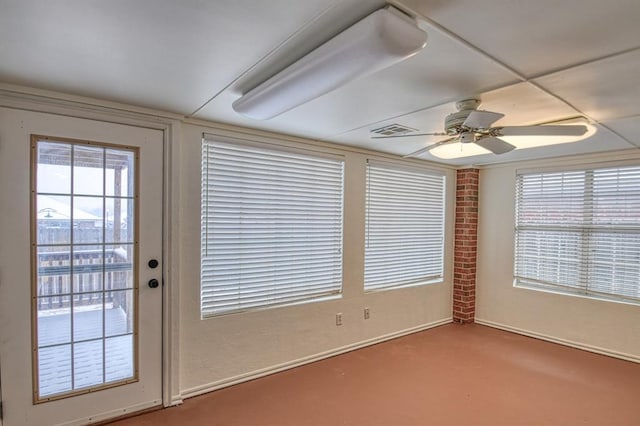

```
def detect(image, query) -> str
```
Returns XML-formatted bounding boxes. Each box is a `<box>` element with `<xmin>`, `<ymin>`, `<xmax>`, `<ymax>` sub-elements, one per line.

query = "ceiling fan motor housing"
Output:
<box><xmin>445</xmin><ymin>110</ymin><xmax>472</xmax><ymax>133</ymax></box>
<box><xmin>444</xmin><ymin>98</ymin><xmax>480</xmax><ymax>134</ymax></box>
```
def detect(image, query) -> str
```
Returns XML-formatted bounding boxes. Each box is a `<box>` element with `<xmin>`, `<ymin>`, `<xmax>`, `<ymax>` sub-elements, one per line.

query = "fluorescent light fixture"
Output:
<box><xmin>429</xmin><ymin>118</ymin><xmax>597</xmax><ymax>159</ymax></box>
<box><xmin>232</xmin><ymin>6</ymin><xmax>427</xmax><ymax>120</ymax></box>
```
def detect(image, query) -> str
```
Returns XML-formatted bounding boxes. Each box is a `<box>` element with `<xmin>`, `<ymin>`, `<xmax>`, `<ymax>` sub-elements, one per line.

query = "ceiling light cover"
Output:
<box><xmin>232</xmin><ymin>6</ymin><xmax>427</xmax><ymax>120</ymax></box>
<box><xmin>430</xmin><ymin>143</ymin><xmax>491</xmax><ymax>159</ymax></box>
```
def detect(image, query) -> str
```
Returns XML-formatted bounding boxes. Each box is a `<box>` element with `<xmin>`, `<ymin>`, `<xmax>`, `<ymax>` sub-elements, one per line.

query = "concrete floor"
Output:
<box><xmin>110</xmin><ymin>323</ymin><xmax>640</xmax><ymax>426</ymax></box>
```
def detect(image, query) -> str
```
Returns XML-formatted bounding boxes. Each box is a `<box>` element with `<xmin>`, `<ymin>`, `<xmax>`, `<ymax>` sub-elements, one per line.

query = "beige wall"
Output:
<box><xmin>5</xmin><ymin>87</ymin><xmax>640</xmax><ymax>423</ymax></box>
<box><xmin>178</xmin><ymin>123</ymin><xmax>455</xmax><ymax>395</ymax></box>
<box><xmin>0</xmin><ymin>93</ymin><xmax>455</xmax><ymax>408</ymax></box>
<box><xmin>476</xmin><ymin>153</ymin><xmax>640</xmax><ymax>360</ymax></box>
<box><xmin>3</xmin><ymin>88</ymin><xmax>640</xmax><ymax>416</ymax></box>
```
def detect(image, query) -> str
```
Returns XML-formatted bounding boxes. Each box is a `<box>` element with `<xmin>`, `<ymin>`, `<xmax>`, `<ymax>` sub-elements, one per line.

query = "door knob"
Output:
<box><xmin>148</xmin><ymin>278</ymin><xmax>160</xmax><ymax>289</ymax></box>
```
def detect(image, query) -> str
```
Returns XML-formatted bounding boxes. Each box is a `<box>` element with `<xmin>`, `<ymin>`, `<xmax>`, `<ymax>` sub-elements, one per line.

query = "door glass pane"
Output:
<box><xmin>73</xmin><ymin>245</ymin><xmax>104</xmax><ymax>293</ymax></box>
<box><xmin>37</xmin><ymin>142</ymin><xmax>71</xmax><ymax>194</ymax></box>
<box><xmin>38</xmin><ymin>345</ymin><xmax>72</xmax><ymax>397</ymax></box>
<box><xmin>73</xmin><ymin>340</ymin><xmax>104</xmax><ymax>388</ymax></box>
<box><xmin>36</xmin><ymin>195</ymin><xmax>71</xmax><ymax>245</ymax></box>
<box><xmin>73</xmin><ymin>196</ymin><xmax>104</xmax><ymax>244</ymax></box>
<box><xmin>105</xmin><ymin>197</ymin><xmax>134</xmax><ymax>243</ymax></box>
<box><xmin>38</xmin><ymin>296</ymin><xmax>71</xmax><ymax>346</ymax></box>
<box><xmin>73</xmin><ymin>292</ymin><xmax>104</xmax><ymax>341</ymax></box>
<box><xmin>33</xmin><ymin>138</ymin><xmax>138</xmax><ymax>401</ymax></box>
<box><xmin>37</xmin><ymin>246</ymin><xmax>72</xmax><ymax>296</ymax></box>
<box><xmin>105</xmin><ymin>335</ymin><xmax>133</xmax><ymax>382</ymax></box>
<box><xmin>106</xmin><ymin>244</ymin><xmax>134</xmax><ymax>290</ymax></box>
<box><xmin>105</xmin><ymin>290</ymin><xmax>134</xmax><ymax>336</ymax></box>
<box><xmin>106</xmin><ymin>149</ymin><xmax>135</xmax><ymax>197</ymax></box>
<box><xmin>73</xmin><ymin>145</ymin><xmax>104</xmax><ymax>196</ymax></box>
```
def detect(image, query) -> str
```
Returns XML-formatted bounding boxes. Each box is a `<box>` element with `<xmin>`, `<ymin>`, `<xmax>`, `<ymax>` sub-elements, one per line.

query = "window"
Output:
<box><xmin>364</xmin><ymin>161</ymin><xmax>445</xmax><ymax>291</ymax></box>
<box><xmin>515</xmin><ymin>165</ymin><xmax>640</xmax><ymax>302</ymax></box>
<box><xmin>201</xmin><ymin>138</ymin><xmax>344</xmax><ymax>316</ymax></box>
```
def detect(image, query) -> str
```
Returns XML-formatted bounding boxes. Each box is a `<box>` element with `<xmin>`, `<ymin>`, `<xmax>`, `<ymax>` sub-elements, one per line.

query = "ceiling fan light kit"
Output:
<box><xmin>429</xmin><ymin>141</ymin><xmax>491</xmax><ymax>159</ymax></box>
<box><xmin>232</xmin><ymin>6</ymin><xmax>427</xmax><ymax>120</ymax></box>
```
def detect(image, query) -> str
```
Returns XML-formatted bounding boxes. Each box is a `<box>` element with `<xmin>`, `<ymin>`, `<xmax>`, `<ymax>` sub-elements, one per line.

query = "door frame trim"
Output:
<box><xmin>0</xmin><ymin>84</ymin><xmax>184</xmax><ymax>408</ymax></box>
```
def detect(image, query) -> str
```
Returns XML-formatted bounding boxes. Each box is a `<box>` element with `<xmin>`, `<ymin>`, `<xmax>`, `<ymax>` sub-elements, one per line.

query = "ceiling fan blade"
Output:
<box><xmin>403</xmin><ymin>137</ymin><xmax>457</xmax><ymax>157</ymax></box>
<box><xmin>499</xmin><ymin>125</ymin><xmax>587</xmax><ymax>137</ymax></box>
<box><xmin>475</xmin><ymin>137</ymin><xmax>515</xmax><ymax>155</ymax></box>
<box><xmin>462</xmin><ymin>110</ymin><xmax>505</xmax><ymax>129</ymax></box>
<box><xmin>371</xmin><ymin>132</ymin><xmax>447</xmax><ymax>139</ymax></box>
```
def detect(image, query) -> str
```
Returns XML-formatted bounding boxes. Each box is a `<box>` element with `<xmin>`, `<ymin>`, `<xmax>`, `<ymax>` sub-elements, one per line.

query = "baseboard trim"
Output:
<box><xmin>169</xmin><ymin>394</ymin><xmax>183</xmax><ymax>407</ymax></box>
<box><xmin>475</xmin><ymin>318</ymin><xmax>640</xmax><ymax>364</ymax></box>
<box><xmin>182</xmin><ymin>318</ymin><xmax>453</xmax><ymax>399</ymax></box>
<box><xmin>55</xmin><ymin>400</ymin><xmax>162</xmax><ymax>426</ymax></box>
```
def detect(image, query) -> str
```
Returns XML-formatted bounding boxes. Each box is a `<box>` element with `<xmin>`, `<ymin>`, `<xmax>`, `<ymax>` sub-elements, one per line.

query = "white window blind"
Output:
<box><xmin>515</xmin><ymin>166</ymin><xmax>640</xmax><ymax>302</ymax></box>
<box><xmin>201</xmin><ymin>139</ymin><xmax>344</xmax><ymax>316</ymax></box>
<box><xmin>364</xmin><ymin>161</ymin><xmax>445</xmax><ymax>291</ymax></box>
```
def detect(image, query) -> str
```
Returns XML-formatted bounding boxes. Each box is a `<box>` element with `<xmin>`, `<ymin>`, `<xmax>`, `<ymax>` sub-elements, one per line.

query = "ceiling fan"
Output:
<box><xmin>371</xmin><ymin>99</ymin><xmax>589</xmax><ymax>157</ymax></box>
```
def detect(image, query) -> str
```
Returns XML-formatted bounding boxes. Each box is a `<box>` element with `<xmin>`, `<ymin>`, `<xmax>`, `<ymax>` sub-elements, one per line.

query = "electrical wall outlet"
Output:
<box><xmin>364</xmin><ymin>307</ymin><xmax>370</xmax><ymax>320</ymax></box>
<box><xmin>336</xmin><ymin>313</ymin><xmax>342</xmax><ymax>326</ymax></box>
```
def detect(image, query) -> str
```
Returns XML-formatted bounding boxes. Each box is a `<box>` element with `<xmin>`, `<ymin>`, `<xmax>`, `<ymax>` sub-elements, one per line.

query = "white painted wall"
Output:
<box><xmin>178</xmin><ymin>123</ymin><xmax>455</xmax><ymax>396</ymax></box>
<box><xmin>3</xmin><ymin>87</ymin><xmax>639</xmax><ymax>420</ymax></box>
<box><xmin>0</xmin><ymin>90</ymin><xmax>455</xmax><ymax>413</ymax></box>
<box><xmin>476</xmin><ymin>152</ymin><xmax>640</xmax><ymax>360</ymax></box>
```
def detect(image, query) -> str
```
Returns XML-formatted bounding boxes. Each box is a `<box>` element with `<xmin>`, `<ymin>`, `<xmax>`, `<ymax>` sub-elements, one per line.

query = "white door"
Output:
<box><xmin>0</xmin><ymin>108</ymin><xmax>164</xmax><ymax>426</ymax></box>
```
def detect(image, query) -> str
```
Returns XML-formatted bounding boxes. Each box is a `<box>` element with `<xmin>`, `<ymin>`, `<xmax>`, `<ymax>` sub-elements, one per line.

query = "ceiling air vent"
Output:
<box><xmin>370</xmin><ymin>123</ymin><xmax>418</xmax><ymax>137</ymax></box>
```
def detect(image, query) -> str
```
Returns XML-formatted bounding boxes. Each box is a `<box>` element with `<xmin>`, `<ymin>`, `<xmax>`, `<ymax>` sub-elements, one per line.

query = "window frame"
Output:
<box><xmin>200</xmin><ymin>135</ymin><xmax>345</xmax><ymax>317</ymax></box>
<box><xmin>363</xmin><ymin>159</ymin><xmax>446</xmax><ymax>292</ymax></box>
<box><xmin>514</xmin><ymin>163</ymin><xmax>640</xmax><ymax>305</ymax></box>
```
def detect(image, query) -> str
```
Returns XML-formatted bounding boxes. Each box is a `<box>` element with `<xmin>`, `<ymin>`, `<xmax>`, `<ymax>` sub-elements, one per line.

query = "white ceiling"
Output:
<box><xmin>1</xmin><ymin>0</ymin><xmax>639</xmax><ymax>166</ymax></box>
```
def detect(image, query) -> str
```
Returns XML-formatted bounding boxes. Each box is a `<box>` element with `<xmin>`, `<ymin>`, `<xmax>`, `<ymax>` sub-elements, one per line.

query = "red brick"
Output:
<box><xmin>453</xmin><ymin>168</ymin><xmax>479</xmax><ymax>323</ymax></box>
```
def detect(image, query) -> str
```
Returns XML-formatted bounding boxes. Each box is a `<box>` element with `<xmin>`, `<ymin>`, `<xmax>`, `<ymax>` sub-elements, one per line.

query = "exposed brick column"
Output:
<box><xmin>453</xmin><ymin>168</ymin><xmax>479</xmax><ymax>323</ymax></box>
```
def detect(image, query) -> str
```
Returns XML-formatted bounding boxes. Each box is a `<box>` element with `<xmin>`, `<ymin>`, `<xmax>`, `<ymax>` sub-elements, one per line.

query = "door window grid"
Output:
<box><xmin>32</xmin><ymin>137</ymin><xmax>138</xmax><ymax>402</ymax></box>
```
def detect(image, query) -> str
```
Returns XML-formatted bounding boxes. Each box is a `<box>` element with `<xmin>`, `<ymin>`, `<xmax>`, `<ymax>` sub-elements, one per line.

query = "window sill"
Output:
<box><xmin>201</xmin><ymin>293</ymin><xmax>343</xmax><ymax>320</ymax></box>
<box><xmin>513</xmin><ymin>280</ymin><xmax>640</xmax><ymax>307</ymax></box>
<box><xmin>365</xmin><ymin>277</ymin><xmax>444</xmax><ymax>294</ymax></box>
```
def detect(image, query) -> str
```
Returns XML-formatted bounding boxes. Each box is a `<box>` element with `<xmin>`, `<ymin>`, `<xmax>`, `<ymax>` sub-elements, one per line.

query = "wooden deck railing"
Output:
<box><xmin>37</xmin><ymin>248</ymin><xmax>133</xmax><ymax>311</ymax></box>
